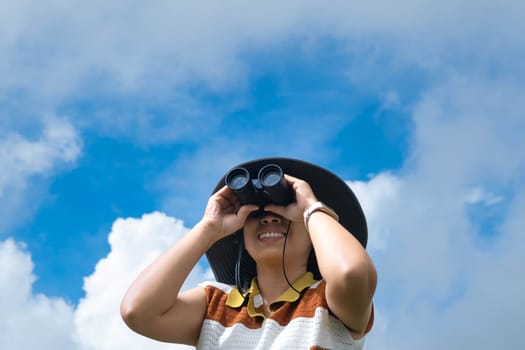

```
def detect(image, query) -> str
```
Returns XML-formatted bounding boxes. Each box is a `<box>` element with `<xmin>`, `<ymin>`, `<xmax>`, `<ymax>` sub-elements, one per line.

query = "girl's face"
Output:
<box><xmin>242</xmin><ymin>211</ymin><xmax>312</xmax><ymax>268</ymax></box>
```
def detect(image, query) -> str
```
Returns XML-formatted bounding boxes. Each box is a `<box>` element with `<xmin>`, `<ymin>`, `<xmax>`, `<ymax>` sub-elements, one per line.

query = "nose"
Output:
<box><xmin>260</xmin><ymin>212</ymin><xmax>282</xmax><ymax>224</ymax></box>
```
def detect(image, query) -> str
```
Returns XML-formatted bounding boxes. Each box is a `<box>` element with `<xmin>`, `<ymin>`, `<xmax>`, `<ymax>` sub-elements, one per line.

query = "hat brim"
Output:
<box><xmin>205</xmin><ymin>157</ymin><xmax>368</xmax><ymax>285</ymax></box>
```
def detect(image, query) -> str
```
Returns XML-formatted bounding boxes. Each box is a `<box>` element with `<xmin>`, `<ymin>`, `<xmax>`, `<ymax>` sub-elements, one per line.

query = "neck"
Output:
<box><xmin>255</xmin><ymin>263</ymin><xmax>307</xmax><ymax>303</ymax></box>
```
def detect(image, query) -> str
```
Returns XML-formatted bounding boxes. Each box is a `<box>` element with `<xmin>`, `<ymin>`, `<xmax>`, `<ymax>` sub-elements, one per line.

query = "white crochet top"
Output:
<box><xmin>196</xmin><ymin>273</ymin><xmax>371</xmax><ymax>349</ymax></box>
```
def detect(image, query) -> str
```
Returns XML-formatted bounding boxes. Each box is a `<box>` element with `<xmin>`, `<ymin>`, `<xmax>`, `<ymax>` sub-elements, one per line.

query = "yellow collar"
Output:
<box><xmin>226</xmin><ymin>272</ymin><xmax>317</xmax><ymax>318</ymax></box>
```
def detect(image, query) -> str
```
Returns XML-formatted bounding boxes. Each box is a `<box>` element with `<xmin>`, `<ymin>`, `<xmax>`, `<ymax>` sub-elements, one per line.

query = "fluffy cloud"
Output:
<box><xmin>2</xmin><ymin>1</ymin><xmax>523</xmax><ymax>141</ymax></box>
<box><xmin>1</xmin><ymin>213</ymin><xmax>207</xmax><ymax>350</ymax></box>
<box><xmin>74</xmin><ymin>212</ymin><xmax>204</xmax><ymax>350</ymax></box>
<box><xmin>2</xmin><ymin>101</ymin><xmax>524</xmax><ymax>349</ymax></box>
<box><xmin>1</xmin><ymin>2</ymin><xmax>524</xmax><ymax>349</ymax></box>
<box><xmin>0</xmin><ymin>239</ymin><xmax>77</xmax><ymax>349</ymax></box>
<box><xmin>2</xmin><ymin>1</ymin><xmax>522</xmax><ymax>86</ymax></box>
<box><xmin>0</xmin><ymin>117</ymin><xmax>80</xmax><ymax>194</ymax></box>
<box><xmin>348</xmin><ymin>76</ymin><xmax>525</xmax><ymax>349</ymax></box>
<box><xmin>0</xmin><ymin>117</ymin><xmax>81</xmax><ymax>232</ymax></box>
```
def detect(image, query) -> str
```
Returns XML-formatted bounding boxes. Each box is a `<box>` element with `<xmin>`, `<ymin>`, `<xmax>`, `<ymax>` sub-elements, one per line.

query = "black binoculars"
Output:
<box><xmin>225</xmin><ymin>164</ymin><xmax>294</xmax><ymax>207</ymax></box>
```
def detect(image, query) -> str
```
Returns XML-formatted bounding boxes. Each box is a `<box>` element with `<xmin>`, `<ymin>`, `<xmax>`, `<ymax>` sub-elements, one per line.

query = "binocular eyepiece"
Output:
<box><xmin>225</xmin><ymin>164</ymin><xmax>294</xmax><ymax>207</ymax></box>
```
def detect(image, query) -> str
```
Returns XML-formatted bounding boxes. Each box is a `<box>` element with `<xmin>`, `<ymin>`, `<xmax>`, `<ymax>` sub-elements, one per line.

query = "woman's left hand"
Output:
<box><xmin>264</xmin><ymin>174</ymin><xmax>318</xmax><ymax>224</ymax></box>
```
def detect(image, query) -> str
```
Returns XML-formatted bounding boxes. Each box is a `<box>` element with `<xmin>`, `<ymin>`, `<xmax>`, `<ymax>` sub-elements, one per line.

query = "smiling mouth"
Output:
<box><xmin>257</xmin><ymin>232</ymin><xmax>286</xmax><ymax>240</ymax></box>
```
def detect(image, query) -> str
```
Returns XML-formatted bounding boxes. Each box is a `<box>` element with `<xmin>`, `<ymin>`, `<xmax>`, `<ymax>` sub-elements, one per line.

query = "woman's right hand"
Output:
<box><xmin>200</xmin><ymin>186</ymin><xmax>258</xmax><ymax>243</ymax></box>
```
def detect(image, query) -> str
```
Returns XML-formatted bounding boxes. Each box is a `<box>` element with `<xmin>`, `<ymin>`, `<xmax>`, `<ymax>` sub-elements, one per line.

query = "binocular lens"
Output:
<box><xmin>225</xmin><ymin>168</ymin><xmax>250</xmax><ymax>190</ymax></box>
<box><xmin>224</xmin><ymin>163</ymin><xmax>293</xmax><ymax>206</ymax></box>
<box><xmin>259</xmin><ymin>165</ymin><xmax>283</xmax><ymax>187</ymax></box>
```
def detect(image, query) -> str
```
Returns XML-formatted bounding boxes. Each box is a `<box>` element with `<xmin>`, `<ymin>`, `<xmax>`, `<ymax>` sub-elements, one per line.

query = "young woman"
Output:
<box><xmin>121</xmin><ymin>158</ymin><xmax>377</xmax><ymax>349</ymax></box>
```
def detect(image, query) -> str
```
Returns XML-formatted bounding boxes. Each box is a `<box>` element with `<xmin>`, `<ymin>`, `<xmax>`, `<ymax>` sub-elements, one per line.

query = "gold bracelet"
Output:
<box><xmin>303</xmin><ymin>201</ymin><xmax>339</xmax><ymax>232</ymax></box>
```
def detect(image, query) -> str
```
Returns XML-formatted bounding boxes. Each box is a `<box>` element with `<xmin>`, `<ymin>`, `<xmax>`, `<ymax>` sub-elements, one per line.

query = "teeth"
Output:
<box><xmin>258</xmin><ymin>232</ymin><xmax>285</xmax><ymax>239</ymax></box>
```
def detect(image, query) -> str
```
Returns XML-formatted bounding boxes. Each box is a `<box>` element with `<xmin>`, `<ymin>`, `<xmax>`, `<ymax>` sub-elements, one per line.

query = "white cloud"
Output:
<box><xmin>464</xmin><ymin>187</ymin><xmax>503</xmax><ymax>206</ymax></box>
<box><xmin>0</xmin><ymin>117</ymin><xmax>80</xmax><ymax>195</ymax></box>
<box><xmin>348</xmin><ymin>172</ymin><xmax>402</xmax><ymax>252</ymax></box>
<box><xmin>0</xmin><ymin>239</ymin><xmax>77</xmax><ymax>349</ymax></box>
<box><xmin>72</xmin><ymin>74</ymin><xmax>524</xmax><ymax>350</ymax></box>
<box><xmin>2</xmin><ymin>1</ymin><xmax>523</xmax><ymax>141</ymax></box>
<box><xmin>1</xmin><ymin>213</ymin><xmax>207</xmax><ymax>350</ymax></box>
<box><xmin>348</xmin><ymin>76</ymin><xmax>525</xmax><ymax>349</ymax></box>
<box><xmin>74</xmin><ymin>212</ymin><xmax>204</xmax><ymax>350</ymax></box>
<box><xmin>359</xmin><ymin>178</ymin><xmax>525</xmax><ymax>349</ymax></box>
<box><xmin>1</xmin><ymin>2</ymin><xmax>524</xmax><ymax>349</ymax></box>
<box><xmin>0</xmin><ymin>117</ymin><xmax>82</xmax><ymax>232</ymax></box>
<box><xmin>409</xmin><ymin>77</ymin><xmax>525</xmax><ymax>187</ymax></box>
<box><xmin>3</xmin><ymin>99</ymin><xmax>524</xmax><ymax>349</ymax></box>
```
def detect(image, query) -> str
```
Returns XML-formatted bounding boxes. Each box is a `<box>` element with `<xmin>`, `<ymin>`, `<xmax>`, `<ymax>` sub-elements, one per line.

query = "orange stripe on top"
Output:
<box><xmin>203</xmin><ymin>279</ymin><xmax>328</xmax><ymax>329</ymax></box>
<box><xmin>202</xmin><ymin>275</ymin><xmax>374</xmax><ymax>335</ymax></box>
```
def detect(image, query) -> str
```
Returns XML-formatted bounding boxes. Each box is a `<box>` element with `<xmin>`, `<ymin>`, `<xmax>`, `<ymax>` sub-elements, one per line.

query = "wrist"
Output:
<box><xmin>194</xmin><ymin>219</ymin><xmax>223</xmax><ymax>248</ymax></box>
<box><xmin>303</xmin><ymin>201</ymin><xmax>339</xmax><ymax>233</ymax></box>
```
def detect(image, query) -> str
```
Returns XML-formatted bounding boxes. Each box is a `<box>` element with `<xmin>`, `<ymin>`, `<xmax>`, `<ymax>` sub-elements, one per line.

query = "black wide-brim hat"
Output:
<box><xmin>206</xmin><ymin>157</ymin><xmax>368</xmax><ymax>285</ymax></box>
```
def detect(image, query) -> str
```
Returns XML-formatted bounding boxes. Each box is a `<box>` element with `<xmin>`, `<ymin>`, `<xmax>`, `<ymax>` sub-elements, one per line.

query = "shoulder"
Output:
<box><xmin>197</xmin><ymin>280</ymin><xmax>236</xmax><ymax>307</ymax></box>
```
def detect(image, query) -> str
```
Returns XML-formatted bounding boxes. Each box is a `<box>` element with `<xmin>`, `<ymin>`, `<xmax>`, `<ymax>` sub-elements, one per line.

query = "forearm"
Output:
<box><xmin>307</xmin><ymin>210</ymin><xmax>376</xmax><ymax>333</ymax></box>
<box><xmin>121</xmin><ymin>220</ymin><xmax>216</xmax><ymax>323</ymax></box>
<box><xmin>307</xmin><ymin>211</ymin><xmax>376</xmax><ymax>294</ymax></box>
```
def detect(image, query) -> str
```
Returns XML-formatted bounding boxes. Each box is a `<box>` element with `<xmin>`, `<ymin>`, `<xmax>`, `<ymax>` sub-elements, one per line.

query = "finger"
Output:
<box><xmin>284</xmin><ymin>174</ymin><xmax>300</xmax><ymax>182</ymax></box>
<box><xmin>216</xmin><ymin>186</ymin><xmax>237</xmax><ymax>200</ymax></box>
<box><xmin>284</xmin><ymin>174</ymin><xmax>310</xmax><ymax>193</ymax></box>
<box><xmin>214</xmin><ymin>186</ymin><xmax>240</xmax><ymax>208</ymax></box>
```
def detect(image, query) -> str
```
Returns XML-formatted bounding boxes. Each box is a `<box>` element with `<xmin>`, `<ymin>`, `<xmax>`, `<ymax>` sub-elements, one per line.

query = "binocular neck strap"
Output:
<box><xmin>235</xmin><ymin>236</ymin><xmax>246</xmax><ymax>294</ymax></box>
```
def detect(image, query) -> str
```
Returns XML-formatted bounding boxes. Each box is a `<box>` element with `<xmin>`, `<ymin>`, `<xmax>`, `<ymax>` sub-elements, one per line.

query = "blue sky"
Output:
<box><xmin>22</xmin><ymin>72</ymin><xmax>410</xmax><ymax>302</ymax></box>
<box><xmin>1</xmin><ymin>1</ymin><xmax>524</xmax><ymax>349</ymax></box>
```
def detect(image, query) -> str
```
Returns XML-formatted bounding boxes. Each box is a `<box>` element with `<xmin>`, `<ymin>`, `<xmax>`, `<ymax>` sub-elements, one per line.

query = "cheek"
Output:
<box><xmin>242</xmin><ymin>227</ymin><xmax>256</xmax><ymax>254</ymax></box>
<box><xmin>243</xmin><ymin>217</ymin><xmax>257</xmax><ymax>234</ymax></box>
